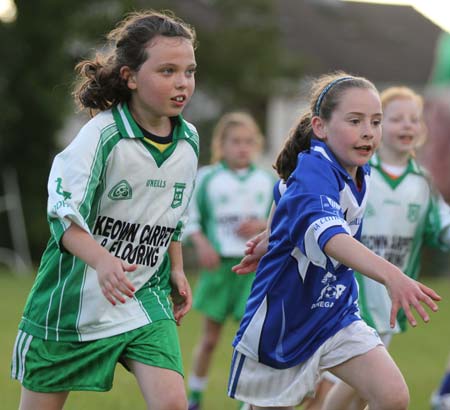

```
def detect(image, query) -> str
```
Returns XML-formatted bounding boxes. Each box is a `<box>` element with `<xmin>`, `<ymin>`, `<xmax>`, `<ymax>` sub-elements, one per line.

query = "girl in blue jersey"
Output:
<box><xmin>228</xmin><ymin>72</ymin><xmax>441</xmax><ymax>410</ymax></box>
<box><xmin>12</xmin><ymin>10</ymin><xmax>197</xmax><ymax>410</ymax></box>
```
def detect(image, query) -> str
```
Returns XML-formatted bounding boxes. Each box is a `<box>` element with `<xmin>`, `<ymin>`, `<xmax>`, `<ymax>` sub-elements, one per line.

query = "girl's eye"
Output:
<box><xmin>350</xmin><ymin>119</ymin><xmax>360</xmax><ymax>124</ymax></box>
<box><xmin>373</xmin><ymin>120</ymin><xmax>381</xmax><ymax>126</ymax></box>
<box><xmin>162</xmin><ymin>68</ymin><xmax>174</xmax><ymax>75</ymax></box>
<box><xmin>186</xmin><ymin>68</ymin><xmax>196</xmax><ymax>76</ymax></box>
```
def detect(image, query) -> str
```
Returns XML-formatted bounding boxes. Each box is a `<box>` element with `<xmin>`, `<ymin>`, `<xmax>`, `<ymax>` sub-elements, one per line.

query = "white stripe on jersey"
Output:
<box><xmin>56</xmin><ymin>256</ymin><xmax>75</xmax><ymax>341</ymax></box>
<box><xmin>45</xmin><ymin>254</ymin><xmax>63</xmax><ymax>339</ymax></box>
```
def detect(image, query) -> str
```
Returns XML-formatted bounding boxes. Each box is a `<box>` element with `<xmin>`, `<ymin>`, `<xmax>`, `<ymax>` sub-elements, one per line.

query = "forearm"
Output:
<box><xmin>61</xmin><ymin>222</ymin><xmax>110</xmax><ymax>269</ymax></box>
<box><xmin>189</xmin><ymin>231</ymin><xmax>211</xmax><ymax>249</ymax></box>
<box><xmin>324</xmin><ymin>233</ymin><xmax>403</xmax><ymax>285</ymax></box>
<box><xmin>169</xmin><ymin>241</ymin><xmax>184</xmax><ymax>273</ymax></box>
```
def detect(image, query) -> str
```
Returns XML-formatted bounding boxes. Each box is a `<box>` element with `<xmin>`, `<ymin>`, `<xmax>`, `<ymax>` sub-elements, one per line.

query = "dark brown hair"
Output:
<box><xmin>274</xmin><ymin>71</ymin><xmax>378</xmax><ymax>180</ymax></box>
<box><xmin>73</xmin><ymin>10</ymin><xmax>196</xmax><ymax>115</ymax></box>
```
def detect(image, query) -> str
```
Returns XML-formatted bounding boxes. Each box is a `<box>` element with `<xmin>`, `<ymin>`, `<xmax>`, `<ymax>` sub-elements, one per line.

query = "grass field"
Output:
<box><xmin>2</xmin><ymin>271</ymin><xmax>449</xmax><ymax>410</ymax></box>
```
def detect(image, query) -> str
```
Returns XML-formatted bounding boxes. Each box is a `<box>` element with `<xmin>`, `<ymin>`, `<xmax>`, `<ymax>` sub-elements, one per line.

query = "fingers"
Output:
<box><xmin>171</xmin><ymin>273</ymin><xmax>192</xmax><ymax>325</ymax></box>
<box><xmin>232</xmin><ymin>254</ymin><xmax>259</xmax><ymax>275</ymax></box>
<box><xmin>418</xmin><ymin>282</ymin><xmax>442</xmax><ymax>304</ymax></box>
<box><xmin>390</xmin><ymin>283</ymin><xmax>441</xmax><ymax>328</ymax></box>
<box><xmin>390</xmin><ymin>301</ymin><xmax>400</xmax><ymax>328</ymax></box>
<box><xmin>401</xmin><ymin>303</ymin><xmax>417</xmax><ymax>328</ymax></box>
<box><xmin>99</xmin><ymin>266</ymin><xmax>136</xmax><ymax>306</ymax></box>
<box><xmin>123</xmin><ymin>263</ymin><xmax>138</xmax><ymax>272</ymax></box>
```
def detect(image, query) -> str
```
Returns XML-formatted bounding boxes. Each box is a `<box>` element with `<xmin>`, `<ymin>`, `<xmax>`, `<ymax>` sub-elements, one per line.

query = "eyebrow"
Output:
<box><xmin>346</xmin><ymin>111</ymin><xmax>382</xmax><ymax>117</ymax></box>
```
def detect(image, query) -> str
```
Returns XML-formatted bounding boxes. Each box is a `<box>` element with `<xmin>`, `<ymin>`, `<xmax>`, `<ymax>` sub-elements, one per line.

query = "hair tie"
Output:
<box><xmin>314</xmin><ymin>76</ymin><xmax>354</xmax><ymax>116</ymax></box>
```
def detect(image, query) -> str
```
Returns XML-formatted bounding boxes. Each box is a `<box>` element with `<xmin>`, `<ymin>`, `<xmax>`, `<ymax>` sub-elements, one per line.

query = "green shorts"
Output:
<box><xmin>193</xmin><ymin>257</ymin><xmax>255</xmax><ymax>323</ymax></box>
<box><xmin>11</xmin><ymin>319</ymin><xmax>182</xmax><ymax>393</ymax></box>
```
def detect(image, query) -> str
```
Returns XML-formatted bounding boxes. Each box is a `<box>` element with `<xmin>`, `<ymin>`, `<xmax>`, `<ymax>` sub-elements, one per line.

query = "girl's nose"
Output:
<box><xmin>175</xmin><ymin>74</ymin><xmax>188</xmax><ymax>89</ymax></box>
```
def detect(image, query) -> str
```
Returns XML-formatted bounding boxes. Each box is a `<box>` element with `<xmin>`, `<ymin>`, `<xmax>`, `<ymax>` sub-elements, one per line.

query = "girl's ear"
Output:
<box><xmin>311</xmin><ymin>116</ymin><xmax>327</xmax><ymax>140</ymax></box>
<box><xmin>120</xmin><ymin>66</ymin><xmax>137</xmax><ymax>90</ymax></box>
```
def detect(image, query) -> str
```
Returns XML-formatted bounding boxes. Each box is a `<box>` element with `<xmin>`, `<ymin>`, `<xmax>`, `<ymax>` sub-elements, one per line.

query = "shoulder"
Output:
<box><xmin>61</xmin><ymin>110</ymin><xmax>119</xmax><ymax>155</ymax></box>
<box><xmin>274</xmin><ymin>179</ymin><xmax>287</xmax><ymax>204</ymax></box>
<box><xmin>195</xmin><ymin>164</ymin><xmax>222</xmax><ymax>188</ymax></box>
<box><xmin>294</xmin><ymin>150</ymin><xmax>339</xmax><ymax>183</ymax></box>
<box><xmin>252</xmin><ymin>165</ymin><xmax>277</xmax><ymax>182</ymax></box>
<box><xmin>179</xmin><ymin>118</ymin><xmax>200</xmax><ymax>157</ymax></box>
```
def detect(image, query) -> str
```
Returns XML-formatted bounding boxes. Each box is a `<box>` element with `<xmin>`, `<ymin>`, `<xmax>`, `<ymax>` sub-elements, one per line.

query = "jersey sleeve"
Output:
<box><xmin>47</xmin><ymin>126</ymin><xmax>105</xmax><ymax>250</ymax></box>
<box><xmin>424</xmin><ymin>187</ymin><xmax>450</xmax><ymax>250</ymax></box>
<box><xmin>273</xmin><ymin>179</ymin><xmax>287</xmax><ymax>205</ymax></box>
<box><xmin>183</xmin><ymin>166</ymin><xmax>211</xmax><ymax>239</ymax></box>
<box><xmin>282</xmin><ymin>155</ymin><xmax>350</xmax><ymax>265</ymax></box>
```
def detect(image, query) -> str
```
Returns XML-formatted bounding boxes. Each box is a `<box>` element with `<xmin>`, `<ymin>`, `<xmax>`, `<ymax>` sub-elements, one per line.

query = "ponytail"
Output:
<box><xmin>274</xmin><ymin>112</ymin><xmax>314</xmax><ymax>181</ymax></box>
<box><xmin>73</xmin><ymin>57</ymin><xmax>130</xmax><ymax>114</ymax></box>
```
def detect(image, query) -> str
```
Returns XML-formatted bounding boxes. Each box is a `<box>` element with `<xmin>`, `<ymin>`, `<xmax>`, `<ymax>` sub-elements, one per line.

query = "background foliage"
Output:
<box><xmin>0</xmin><ymin>0</ymin><xmax>300</xmax><ymax>260</ymax></box>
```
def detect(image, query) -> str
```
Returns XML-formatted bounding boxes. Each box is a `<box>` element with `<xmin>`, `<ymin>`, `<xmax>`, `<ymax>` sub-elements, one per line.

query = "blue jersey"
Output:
<box><xmin>233</xmin><ymin>140</ymin><xmax>370</xmax><ymax>369</ymax></box>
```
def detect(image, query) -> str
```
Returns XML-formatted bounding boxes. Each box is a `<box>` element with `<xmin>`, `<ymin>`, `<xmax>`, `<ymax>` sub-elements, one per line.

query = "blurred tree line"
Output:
<box><xmin>0</xmin><ymin>0</ymin><xmax>302</xmax><ymax>261</ymax></box>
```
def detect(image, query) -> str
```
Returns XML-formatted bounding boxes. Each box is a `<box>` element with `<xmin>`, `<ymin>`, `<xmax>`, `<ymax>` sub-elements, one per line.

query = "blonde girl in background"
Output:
<box><xmin>11</xmin><ymin>10</ymin><xmax>199</xmax><ymax>410</ymax></box>
<box><xmin>185</xmin><ymin>112</ymin><xmax>275</xmax><ymax>410</ymax></box>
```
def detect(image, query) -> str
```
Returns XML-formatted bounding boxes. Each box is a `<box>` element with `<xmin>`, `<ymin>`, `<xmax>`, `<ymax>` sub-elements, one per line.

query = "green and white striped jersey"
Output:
<box><xmin>19</xmin><ymin>103</ymin><xmax>199</xmax><ymax>342</ymax></box>
<box><xmin>185</xmin><ymin>162</ymin><xmax>275</xmax><ymax>257</ymax></box>
<box><xmin>357</xmin><ymin>154</ymin><xmax>450</xmax><ymax>334</ymax></box>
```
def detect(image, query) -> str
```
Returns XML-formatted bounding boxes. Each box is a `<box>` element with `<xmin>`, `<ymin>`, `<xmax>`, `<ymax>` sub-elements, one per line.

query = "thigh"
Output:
<box><xmin>327</xmin><ymin>345</ymin><xmax>407</xmax><ymax>403</ymax></box>
<box><xmin>19</xmin><ymin>386</ymin><xmax>69</xmax><ymax>410</ymax></box>
<box><xmin>122</xmin><ymin>320</ymin><xmax>183</xmax><ymax>376</ymax></box>
<box><xmin>127</xmin><ymin>359</ymin><xmax>187</xmax><ymax>410</ymax></box>
<box><xmin>12</xmin><ymin>330</ymin><xmax>122</xmax><ymax>393</ymax></box>
<box><xmin>193</xmin><ymin>261</ymin><xmax>233</xmax><ymax>323</ymax></box>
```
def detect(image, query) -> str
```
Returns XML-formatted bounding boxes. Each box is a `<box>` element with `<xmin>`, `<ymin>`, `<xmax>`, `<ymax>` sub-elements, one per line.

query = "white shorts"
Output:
<box><xmin>322</xmin><ymin>331</ymin><xmax>393</xmax><ymax>384</ymax></box>
<box><xmin>228</xmin><ymin>320</ymin><xmax>382</xmax><ymax>407</ymax></box>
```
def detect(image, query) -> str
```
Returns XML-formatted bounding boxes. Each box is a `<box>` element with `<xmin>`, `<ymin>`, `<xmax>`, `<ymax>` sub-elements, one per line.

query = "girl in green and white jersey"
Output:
<box><xmin>11</xmin><ymin>10</ymin><xmax>199</xmax><ymax>410</ymax></box>
<box><xmin>185</xmin><ymin>112</ymin><xmax>274</xmax><ymax>410</ymax></box>
<box><xmin>322</xmin><ymin>87</ymin><xmax>450</xmax><ymax>410</ymax></box>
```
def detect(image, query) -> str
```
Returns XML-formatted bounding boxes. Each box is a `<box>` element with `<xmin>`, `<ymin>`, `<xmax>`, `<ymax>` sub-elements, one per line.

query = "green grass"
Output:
<box><xmin>2</xmin><ymin>271</ymin><xmax>449</xmax><ymax>409</ymax></box>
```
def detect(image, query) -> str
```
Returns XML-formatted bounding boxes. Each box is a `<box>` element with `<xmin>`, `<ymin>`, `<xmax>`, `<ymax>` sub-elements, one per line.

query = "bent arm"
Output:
<box><xmin>61</xmin><ymin>223</ymin><xmax>136</xmax><ymax>305</ymax></box>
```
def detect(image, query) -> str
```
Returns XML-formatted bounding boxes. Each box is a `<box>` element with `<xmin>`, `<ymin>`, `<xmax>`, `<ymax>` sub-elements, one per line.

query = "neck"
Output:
<box><xmin>377</xmin><ymin>146</ymin><xmax>410</xmax><ymax>167</ymax></box>
<box><xmin>128</xmin><ymin>102</ymin><xmax>171</xmax><ymax>136</ymax></box>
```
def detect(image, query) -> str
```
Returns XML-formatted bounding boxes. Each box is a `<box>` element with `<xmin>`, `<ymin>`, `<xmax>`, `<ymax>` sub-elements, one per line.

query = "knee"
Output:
<box><xmin>376</xmin><ymin>384</ymin><xmax>410</xmax><ymax>410</ymax></box>
<box><xmin>155</xmin><ymin>392</ymin><xmax>187</xmax><ymax>410</ymax></box>
<box><xmin>200</xmin><ymin>334</ymin><xmax>219</xmax><ymax>353</ymax></box>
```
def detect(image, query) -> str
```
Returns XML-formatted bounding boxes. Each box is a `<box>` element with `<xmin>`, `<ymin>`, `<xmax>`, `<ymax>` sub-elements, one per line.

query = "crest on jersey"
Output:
<box><xmin>407</xmin><ymin>203</ymin><xmax>420</xmax><ymax>222</ymax></box>
<box><xmin>365</xmin><ymin>203</ymin><xmax>375</xmax><ymax>218</ymax></box>
<box><xmin>320</xmin><ymin>195</ymin><xmax>341</xmax><ymax>216</ymax></box>
<box><xmin>108</xmin><ymin>180</ymin><xmax>132</xmax><ymax>200</ymax></box>
<box><xmin>171</xmin><ymin>182</ymin><xmax>186</xmax><ymax>208</ymax></box>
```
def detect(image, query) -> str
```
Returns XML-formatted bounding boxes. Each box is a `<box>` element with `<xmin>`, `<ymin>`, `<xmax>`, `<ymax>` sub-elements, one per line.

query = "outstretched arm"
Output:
<box><xmin>324</xmin><ymin>233</ymin><xmax>441</xmax><ymax>327</ymax></box>
<box><xmin>62</xmin><ymin>223</ymin><xmax>136</xmax><ymax>305</ymax></box>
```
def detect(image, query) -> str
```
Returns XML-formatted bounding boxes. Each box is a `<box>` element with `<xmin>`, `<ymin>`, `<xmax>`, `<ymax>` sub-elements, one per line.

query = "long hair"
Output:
<box><xmin>73</xmin><ymin>10</ymin><xmax>196</xmax><ymax>116</ymax></box>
